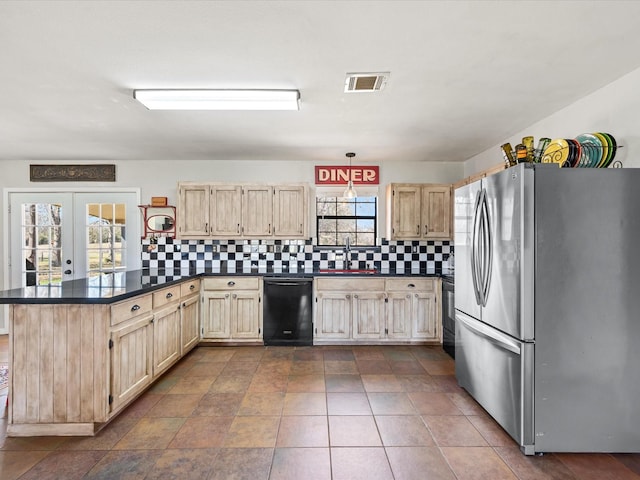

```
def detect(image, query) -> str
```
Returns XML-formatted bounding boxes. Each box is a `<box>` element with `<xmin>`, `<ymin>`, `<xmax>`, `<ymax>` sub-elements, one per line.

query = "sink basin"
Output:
<box><xmin>317</xmin><ymin>269</ymin><xmax>378</xmax><ymax>274</ymax></box>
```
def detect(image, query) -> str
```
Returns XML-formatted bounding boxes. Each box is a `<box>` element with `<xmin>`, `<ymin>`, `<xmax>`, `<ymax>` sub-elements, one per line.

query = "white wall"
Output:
<box><xmin>464</xmin><ymin>66</ymin><xmax>640</xmax><ymax>176</ymax></box>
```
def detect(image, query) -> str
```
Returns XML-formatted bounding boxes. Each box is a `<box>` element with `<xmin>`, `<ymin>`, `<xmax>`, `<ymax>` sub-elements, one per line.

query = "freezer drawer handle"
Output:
<box><xmin>456</xmin><ymin>313</ymin><xmax>521</xmax><ymax>355</ymax></box>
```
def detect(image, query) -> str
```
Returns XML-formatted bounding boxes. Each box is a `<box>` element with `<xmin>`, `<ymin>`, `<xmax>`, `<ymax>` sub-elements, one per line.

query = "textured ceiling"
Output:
<box><xmin>2</xmin><ymin>0</ymin><xmax>640</xmax><ymax>164</ymax></box>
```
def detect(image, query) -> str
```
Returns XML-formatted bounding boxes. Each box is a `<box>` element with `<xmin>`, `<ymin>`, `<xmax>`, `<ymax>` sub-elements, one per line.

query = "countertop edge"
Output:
<box><xmin>0</xmin><ymin>270</ymin><xmax>451</xmax><ymax>305</ymax></box>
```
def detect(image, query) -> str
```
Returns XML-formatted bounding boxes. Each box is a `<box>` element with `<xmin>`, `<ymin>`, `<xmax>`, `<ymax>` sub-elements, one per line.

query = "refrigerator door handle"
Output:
<box><xmin>456</xmin><ymin>312</ymin><xmax>521</xmax><ymax>355</ymax></box>
<box><xmin>480</xmin><ymin>189</ymin><xmax>493</xmax><ymax>306</ymax></box>
<box><xmin>471</xmin><ymin>189</ymin><xmax>483</xmax><ymax>305</ymax></box>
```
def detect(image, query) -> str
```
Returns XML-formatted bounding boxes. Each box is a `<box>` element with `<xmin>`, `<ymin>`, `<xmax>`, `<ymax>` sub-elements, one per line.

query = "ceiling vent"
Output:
<box><xmin>344</xmin><ymin>72</ymin><xmax>389</xmax><ymax>93</ymax></box>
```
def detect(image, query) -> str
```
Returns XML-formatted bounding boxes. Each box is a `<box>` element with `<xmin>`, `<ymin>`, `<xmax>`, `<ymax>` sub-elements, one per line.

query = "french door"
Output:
<box><xmin>8</xmin><ymin>191</ymin><xmax>140</xmax><ymax>288</ymax></box>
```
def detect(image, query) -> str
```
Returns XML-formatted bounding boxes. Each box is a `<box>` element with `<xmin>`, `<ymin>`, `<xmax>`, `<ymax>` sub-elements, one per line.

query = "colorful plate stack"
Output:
<box><xmin>541</xmin><ymin>133</ymin><xmax>617</xmax><ymax>167</ymax></box>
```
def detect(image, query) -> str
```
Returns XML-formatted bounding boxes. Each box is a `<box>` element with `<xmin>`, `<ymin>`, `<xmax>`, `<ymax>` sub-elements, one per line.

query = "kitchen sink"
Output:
<box><xmin>317</xmin><ymin>269</ymin><xmax>378</xmax><ymax>274</ymax></box>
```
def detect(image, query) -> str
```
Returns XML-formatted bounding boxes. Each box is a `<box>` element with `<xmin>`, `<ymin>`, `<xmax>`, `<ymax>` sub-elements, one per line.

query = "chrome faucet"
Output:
<box><xmin>344</xmin><ymin>236</ymin><xmax>352</xmax><ymax>269</ymax></box>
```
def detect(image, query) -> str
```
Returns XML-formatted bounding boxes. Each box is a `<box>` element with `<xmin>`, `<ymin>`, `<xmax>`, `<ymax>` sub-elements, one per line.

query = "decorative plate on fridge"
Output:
<box><xmin>575</xmin><ymin>133</ymin><xmax>602</xmax><ymax>168</ymax></box>
<box><xmin>541</xmin><ymin>139</ymin><xmax>569</xmax><ymax>166</ymax></box>
<box><xmin>592</xmin><ymin>132</ymin><xmax>610</xmax><ymax>168</ymax></box>
<box><xmin>600</xmin><ymin>133</ymin><xmax>617</xmax><ymax>167</ymax></box>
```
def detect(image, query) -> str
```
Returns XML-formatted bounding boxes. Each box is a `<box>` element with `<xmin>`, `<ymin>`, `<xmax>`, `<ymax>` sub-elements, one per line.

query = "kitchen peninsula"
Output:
<box><xmin>0</xmin><ymin>268</ymin><xmax>442</xmax><ymax>437</ymax></box>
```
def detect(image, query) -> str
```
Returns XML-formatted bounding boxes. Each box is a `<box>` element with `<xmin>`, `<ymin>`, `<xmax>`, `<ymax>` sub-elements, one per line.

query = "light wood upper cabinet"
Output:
<box><xmin>211</xmin><ymin>185</ymin><xmax>242</xmax><ymax>236</ymax></box>
<box><xmin>178</xmin><ymin>184</ymin><xmax>211</xmax><ymax>236</ymax></box>
<box><xmin>387</xmin><ymin>183</ymin><xmax>452</xmax><ymax>240</ymax></box>
<box><xmin>178</xmin><ymin>182</ymin><xmax>308</xmax><ymax>239</ymax></box>
<box><xmin>242</xmin><ymin>185</ymin><xmax>273</xmax><ymax>236</ymax></box>
<box><xmin>274</xmin><ymin>185</ymin><xmax>308</xmax><ymax>237</ymax></box>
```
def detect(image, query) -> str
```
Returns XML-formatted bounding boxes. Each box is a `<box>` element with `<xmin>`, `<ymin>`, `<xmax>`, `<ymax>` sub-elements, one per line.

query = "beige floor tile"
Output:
<box><xmin>330</xmin><ymin>447</ymin><xmax>393</xmax><ymax>480</ymax></box>
<box><xmin>440</xmin><ymin>446</ymin><xmax>517</xmax><ymax>480</ymax></box>
<box><xmin>282</xmin><ymin>392</ymin><xmax>327</xmax><ymax>415</ymax></box>
<box><xmin>423</xmin><ymin>415</ymin><xmax>488</xmax><ymax>447</ymax></box>
<box><xmin>386</xmin><ymin>446</ymin><xmax>456</xmax><ymax>480</ymax></box>
<box><xmin>276</xmin><ymin>416</ymin><xmax>329</xmax><ymax>447</ymax></box>
<box><xmin>113</xmin><ymin>417</ymin><xmax>186</xmax><ymax>450</ymax></box>
<box><xmin>328</xmin><ymin>416</ymin><xmax>381</xmax><ymax>446</ymax></box>
<box><xmin>375</xmin><ymin>415</ymin><xmax>435</xmax><ymax>446</ymax></box>
<box><xmin>327</xmin><ymin>392</ymin><xmax>372</xmax><ymax>415</ymax></box>
<box><xmin>223</xmin><ymin>416</ymin><xmax>280</xmax><ymax>448</ymax></box>
<box><xmin>270</xmin><ymin>447</ymin><xmax>331</xmax><ymax>480</ymax></box>
<box><xmin>368</xmin><ymin>392</ymin><xmax>417</xmax><ymax>415</ymax></box>
<box><xmin>237</xmin><ymin>392</ymin><xmax>285</xmax><ymax>416</ymax></box>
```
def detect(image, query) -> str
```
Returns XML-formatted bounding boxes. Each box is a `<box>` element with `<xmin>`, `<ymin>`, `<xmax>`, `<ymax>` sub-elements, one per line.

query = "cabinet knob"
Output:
<box><xmin>166</xmin><ymin>292</ymin><xmax>173</xmax><ymax>299</ymax></box>
<box><xmin>190</xmin><ymin>285</ymin><xmax>195</xmax><ymax>290</ymax></box>
<box><xmin>407</xmin><ymin>283</ymin><xmax>415</xmax><ymax>288</ymax></box>
<box><xmin>346</xmin><ymin>294</ymin><xmax>350</xmax><ymax>299</ymax></box>
<box><xmin>354</xmin><ymin>294</ymin><xmax>358</xmax><ymax>299</ymax></box>
<box><xmin>233</xmin><ymin>294</ymin><xmax>237</xmax><ymax>299</ymax></box>
<box><xmin>131</xmin><ymin>304</ymin><xmax>140</xmax><ymax>312</ymax></box>
<box><xmin>407</xmin><ymin>294</ymin><xmax>411</xmax><ymax>299</ymax></box>
<box><xmin>424</xmin><ymin>224</ymin><xmax>429</xmax><ymax>235</ymax></box>
<box><xmin>227</xmin><ymin>281</ymin><xmax>235</xmax><ymax>286</ymax></box>
<box><xmin>415</xmin><ymin>294</ymin><xmax>419</xmax><ymax>298</ymax></box>
<box><xmin>416</xmin><ymin>225</ymin><xmax>420</xmax><ymax>235</ymax></box>
<box><xmin>225</xmin><ymin>293</ymin><xmax>229</xmax><ymax>298</ymax></box>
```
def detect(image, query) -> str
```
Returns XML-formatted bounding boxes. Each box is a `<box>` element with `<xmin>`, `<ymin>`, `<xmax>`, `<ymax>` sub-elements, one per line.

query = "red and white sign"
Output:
<box><xmin>314</xmin><ymin>166</ymin><xmax>380</xmax><ymax>185</ymax></box>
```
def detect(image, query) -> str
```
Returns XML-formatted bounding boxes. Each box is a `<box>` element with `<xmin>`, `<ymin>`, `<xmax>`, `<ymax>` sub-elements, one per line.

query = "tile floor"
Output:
<box><xmin>1</xmin><ymin>337</ymin><xmax>639</xmax><ymax>479</ymax></box>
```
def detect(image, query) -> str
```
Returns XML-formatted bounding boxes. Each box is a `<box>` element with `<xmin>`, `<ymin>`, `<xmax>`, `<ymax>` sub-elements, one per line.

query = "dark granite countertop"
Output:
<box><xmin>0</xmin><ymin>268</ymin><xmax>449</xmax><ymax>304</ymax></box>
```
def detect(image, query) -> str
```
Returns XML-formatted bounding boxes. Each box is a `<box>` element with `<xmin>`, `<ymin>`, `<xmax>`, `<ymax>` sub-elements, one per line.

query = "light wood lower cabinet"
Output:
<box><xmin>201</xmin><ymin>277</ymin><xmax>262</xmax><ymax>342</ymax></box>
<box><xmin>7</xmin><ymin>279</ymin><xmax>201</xmax><ymax>437</ymax></box>
<box><xmin>314</xmin><ymin>277</ymin><xmax>441</xmax><ymax>344</ymax></box>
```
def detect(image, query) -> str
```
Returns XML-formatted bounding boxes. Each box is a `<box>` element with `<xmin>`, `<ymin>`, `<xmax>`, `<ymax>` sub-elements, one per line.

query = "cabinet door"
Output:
<box><xmin>180</xmin><ymin>294</ymin><xmax>200</xmax><ymax>355</ymax></box>
<box><xmin>315</xmin><ymin>293</ymin><xmax>351</xmax><ymax>339</ymax></box>
<box><xmin>386</xmin><ymin>292</ymin><xmax>412</xmax><ymax>339</ymax></box>
<box><xmin>421</xmin><ymin>185</ymin><xmax>452</xmax><ymax>239</ymax></box>
<box><xmin>152</xmin><ymin>303</ymin><xmax>181</xmax><ymax>377</ymax></box>
<box><xmin>391</xmin><ymin>185</ymin><xmax>422</xmax><ymax>240</ymax></box>
<box><xmin>110</xmin><ymin>314</ymin><xmax>153</xmax><ymax>412</ymax></box>
<box><xmin>178</xmin><ymin>184</ymin><xmax>211</xmax><ymax>237</ymax></box>
<box><xmin>352</xmin><ymin>292</ymin><xmax>386</xmax><ymax>339</ymax></box>
<box><xmin>231</xmin><ymin>291</ymin><xmax>261</xmax><ymax>339</ymax></box>
<box><xmin>242</xmin><ymin>186</ymin><xmax>273</xmax><ymax>236</ymax></box>
<box><xmin>210</xmin><ymin>185</ymin><xmax>242</xmax><ymax>237</ymax></box>
<box><xmin>412</xmin><ymin>291</ymin><xmax>440</xmax><ymax>341</ymax></box>
<box><xmin>202</xmin><ymin>291</ymin><xmax>231</xmax><ymax>339</ymax></box>
<box><xmin>273</xmin><ymin>185</ymin><xmax>307</xmax><ymax>237</ymax></box>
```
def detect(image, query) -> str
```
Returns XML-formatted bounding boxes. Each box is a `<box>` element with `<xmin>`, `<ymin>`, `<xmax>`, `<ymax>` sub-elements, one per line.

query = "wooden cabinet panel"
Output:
<box><xmin>178</xmin><ymin>182</ymin><xmax>307</xmax><ymax>239</ymax></box>
<box><xmin>180</xmin><ymin>294</ymin><xmax>200</xmax><ymax>354</ymax></box>
<box><xmin>202</xmin><ymin>277</ymin><xmax>262</xmax><ymax>341</ymax></box>
<box><xmin>152</xmin><ymin>285</ymin><xmax>180</xmax><ymax>309</ymax></box>
<box><xmin>421</xmin><ymin>185</ymin><xmax>451</xmax><ymax>239</ymax></box>
<box><xmin>386</xmin><ymin>293</ymin><xmax>412</xmax><ymax>339</ymax></box>
<box><xmin>110</xmin><ymin>313</ymin><xmax>153</xmax><ymax>413</ymax></box>
<box><xmin>180</xmin><ymin>279</ymin><xmax>200</xmax><ymax>297</ymax></box>
<box><xmin>231</xmin><ymin>292</ymin><xmax>261</xmax><ymax>338</ymax></box>
<box><xmin>274</xmin><ymin>185</ymin><xmax>307</xmax><ymax>237</ymax></box>
<box><xmin>10</xmin><ymin>304</ymin><xmax>109</xmax><ymax>431</ymax></box>
<box><xmin>110</xmin><ymin>294</ymin><xmax>152</xmax><ymax>326</ymax></box>
<box><xmin>152</xmin><ymin>303</ymin><xmax>181</xmax><ymax>376</ymax></box>
<box><xmin>242</xmin><ymin>185</ymin><xmax>273</xmax><ymax>236</ymax></box>
<box><xmin>391</xmin><ymin>185</ymin><xmax>422</xmax><ymax>239</ymax></box>
<box><xmin>211</xmin><ymin>185</ymin><xmax>242</xmax><ymax>236</ymax></box>
<box><xmin>316</xmin><ymin>293</ymin><xmax>351</xmax><ymax>339</ymax></box>
<box><xmin>352</xmin><ymin>292</ymin><xmax>386</xmax><ymax>339</ymax></box>
<box><xmin>388</xmin><ymin>183</ymin><xmax>452</xmax><ymax>240</ymax></box>
<box><xmin>412</xmin><ymin>291</ymin><xmax>439</xmax><ymax>341</ymax></box>
<box><xmin>202</xmin><ymin>291</ymin><xmax>231</xmax><ymax>338</ymax></box>
<box><xmin>178</xmin><ymin>184</ymin><xmax>211</xmax><ymax>236</ymax></box>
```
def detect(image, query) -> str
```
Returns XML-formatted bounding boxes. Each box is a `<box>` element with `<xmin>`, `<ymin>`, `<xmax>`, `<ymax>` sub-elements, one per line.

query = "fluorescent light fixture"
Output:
<box><xmin>133</xmin><ymin>89</ymin><xmax>300</xmax><ymax>111</ymax></box>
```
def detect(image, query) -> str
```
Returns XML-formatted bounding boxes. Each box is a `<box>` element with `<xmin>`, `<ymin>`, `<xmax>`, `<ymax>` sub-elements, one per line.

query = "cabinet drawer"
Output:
<box><xmin>180</xmin><ymin>279</ymin><xmax>201</xmax><ymax>297</ymax></box>
<box><xmin>111</xmin><ymin>294</ymin><xmax>153</xmax><ymax>326</ymax></box>
<box><xmin>315</xmin><ymin>277</ymin><xmax>385</xmax><ymax>292</ymax></box>
<box><xmin>385</xmin><ymin>278</ymin><xmax>436</xmax><ymax>292</ymax></box>
<box><xmin>203</xmin><ymin>277</ymin><xmax>260</xmax><ymax>291</ymax></box>
<box><xmin>153</xmin><ymin>285</ymin><xmax>181</xmax><ymax>308</ymax></box>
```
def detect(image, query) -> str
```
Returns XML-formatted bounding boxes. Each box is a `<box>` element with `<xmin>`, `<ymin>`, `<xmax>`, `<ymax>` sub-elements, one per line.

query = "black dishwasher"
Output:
<box><xmin>263</xmin><ymin>277</ymin><xmax>313</xmax><ymax>346</ymax></box>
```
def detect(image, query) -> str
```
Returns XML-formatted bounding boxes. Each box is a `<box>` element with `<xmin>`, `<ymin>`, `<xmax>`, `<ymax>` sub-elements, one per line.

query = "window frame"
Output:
<box><xmin>315</xmin><ymin>193</ymin><xmax>378</xmax><ymax>247</ymax></box>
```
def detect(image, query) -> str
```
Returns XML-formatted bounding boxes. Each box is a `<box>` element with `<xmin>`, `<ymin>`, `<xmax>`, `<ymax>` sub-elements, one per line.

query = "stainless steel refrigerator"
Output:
<box><xmin>454</xmin><ymin>162</ymin><xmax>640</xmax><ymax>455</ymax></box>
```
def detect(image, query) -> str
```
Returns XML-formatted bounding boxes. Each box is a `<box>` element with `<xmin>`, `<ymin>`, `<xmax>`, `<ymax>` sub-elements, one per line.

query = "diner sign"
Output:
<box><xmin>314</xmin><ymin>166</ymin><xmax>379</xmax><ymax>185</ymax></box>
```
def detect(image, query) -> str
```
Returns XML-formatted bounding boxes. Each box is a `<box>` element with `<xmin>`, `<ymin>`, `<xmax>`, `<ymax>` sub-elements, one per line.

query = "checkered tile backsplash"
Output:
<box><xmin>141</xmin><ymin>238</ymin><xmax>453</xmax><ymax>275</ymax></box>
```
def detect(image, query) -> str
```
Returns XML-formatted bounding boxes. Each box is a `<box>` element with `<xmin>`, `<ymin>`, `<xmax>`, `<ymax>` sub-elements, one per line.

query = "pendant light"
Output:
<box><xmin>343</xmin><ymin>152</ymin><xmax>357</xmax><ymax>198</ymax></box>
